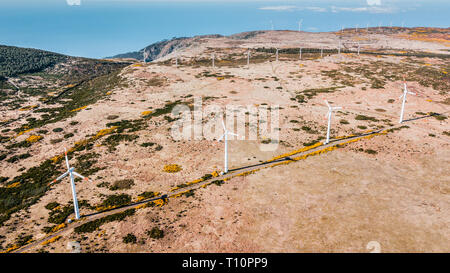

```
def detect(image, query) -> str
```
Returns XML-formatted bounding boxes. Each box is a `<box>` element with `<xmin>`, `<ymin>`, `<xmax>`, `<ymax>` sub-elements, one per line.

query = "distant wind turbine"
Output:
<box><xmin>298</xmin><ymin>19</ymin><xmax>303</xmax><ymax>32</ymax></box>
<box><xmin>143</xmin><ymin>49</ymin><xmax>149</xmax><ymax>63</ymax></box>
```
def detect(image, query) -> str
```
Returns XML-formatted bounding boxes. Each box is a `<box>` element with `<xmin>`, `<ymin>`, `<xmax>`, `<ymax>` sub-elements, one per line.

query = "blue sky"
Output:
<box><xmin>0</xmin><ymin>0</ymin><xmax>448</xmax><ymax>58</ymax></box>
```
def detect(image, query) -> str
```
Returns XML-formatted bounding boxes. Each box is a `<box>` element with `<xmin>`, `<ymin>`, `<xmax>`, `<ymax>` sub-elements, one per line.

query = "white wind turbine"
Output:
<box><xmin>320</xmin><ymin>46</ymin><xmax>323</xmax><ymax>58</ymax></box>
<box><xmin>270</xmin><ymin>20</ymin><xmax>274</xmax><ymax>31</ymax></box>
<box><xmin>212</xmin><ymin>53</ymin><xmax>215</xmax><ymax>69</ymax></box>
<box><xmin>298</xmin><ymin>19</ymin><xmax>303</xmax><ymax>32</ymax></box>
<box><xmin>324</xmin><ymin>100</ymin><xmax>342</xmax><ymax>144</ymax></box>
<box><xmin>143</xmin><ymin>49</ymin><xmax>149</xmax><ymax>63</ymax></box>
<box><xmin>52</xmin><ymin>148</ymin><xmax>91</xmax><ymax>221</ymax></box>
<box><xmin>399</xmin><ymin>81</ymin><xmax>416</xmax><ymax>123</ymax></box>
<box><xmin>218</xmin><ymin>119</ymin><xmax>238</xmax><ymax>174</ymax></box>
<box><xmin>276</xmin><ymin>48</ymin><xmax>279</xmax><ymax>62</ymax></box>
<box><xmin>299</xmin><ymin>47</ymin><xmax>302</xmax><ymax>60</ymax></box>
<box><xmin>246</xmin><ymin>50</ymin><xmax>250</xmax><ymax>67</ymax></box>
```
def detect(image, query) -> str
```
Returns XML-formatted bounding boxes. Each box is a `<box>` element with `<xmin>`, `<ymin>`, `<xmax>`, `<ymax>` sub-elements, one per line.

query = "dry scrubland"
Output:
<box><xmin>0</xmin><ymin>28</ymin><xmax>449</xmax><ymax>253</ymax></box>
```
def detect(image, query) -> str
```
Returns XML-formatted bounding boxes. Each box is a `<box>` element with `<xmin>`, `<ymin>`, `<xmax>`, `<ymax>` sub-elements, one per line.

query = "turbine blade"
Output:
<box><xmin>221</xmin><ymin>119</ymin><xmax>226</xmax><ymax>131</ymax></box>
<box><xmin>72</xmin><ymin>171</ymin><xmax>89</xmax><ymax>182</ymax></box>
<box><xmin>228</xmin><ymin>132</ymin><xmax>239</xmax><ymax>137</ymax></box>
<box><xmin>408</xmin><ymin>92</ymin><xmax>416</xmax><ymax>95</ymax></box>
<box><xmin>56</xmin><ymin>171</ymin><xmax>70</xmax><ymax>181</ymax></box>
<box><xmin>64</xmin><ymin>148</ymin><xmax>70</xmax><ymax>170</ymax></box>
<box><xmin>218</xmin><ymin>134</ymin><xmax>225</xmax><ymax>142</ymax></box>
<box><xmin>324</xmin><ymin>100</ymin><xmax>330</xmax><ymax>108</ymax></box>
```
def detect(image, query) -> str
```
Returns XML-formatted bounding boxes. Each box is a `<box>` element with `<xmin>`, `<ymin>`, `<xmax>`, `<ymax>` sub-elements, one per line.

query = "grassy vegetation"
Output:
<box><xmin>292</xmin><ymin>86</ymin><xmax>344</xmax><ymax>104</ymax></box>
<box><xmin>74</xmin><ymin>208</ymin><xmax>135</xmax><ymax>234</ymax></box>
<box><xmin>147</xmin><ymin>227</ymin><xmax>164</xmax><ymax>239</ymax></box>
<box><xmin>110</xmin><ymin>179</ymin><xmax>135</xmax><ymax>191</ymax></box>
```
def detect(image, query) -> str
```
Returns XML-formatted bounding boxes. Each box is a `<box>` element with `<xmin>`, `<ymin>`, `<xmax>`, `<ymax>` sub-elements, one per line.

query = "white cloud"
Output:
<box><xmin>259</xmin><ymin>6</ymin><xmax>328</xmax><ymax>13</ymax></box>
<box><xmin>67</xmin><ymin>0</ymin><xmax>81</xmax><ymax>5</ymax></box>
<box><xmin>331</xmin><ymin>5</ymin><xmax>395</xmax><ymax>13</ymax></box>
<box><xmin>259</xmin><ymin>5</ymin><xmax>297</xmax><ymax>11</ymax></box>
<box><xmin>367</xmin><ymin>0</ymin><xmax>381</xmax><ymax>6</ymax></box>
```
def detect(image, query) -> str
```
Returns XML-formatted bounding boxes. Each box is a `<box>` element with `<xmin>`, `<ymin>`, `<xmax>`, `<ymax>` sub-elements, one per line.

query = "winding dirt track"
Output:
<box><xmin>12</xmin><ymin>113</ymin><xmax>441</xmax><ymax>253</ymax></box>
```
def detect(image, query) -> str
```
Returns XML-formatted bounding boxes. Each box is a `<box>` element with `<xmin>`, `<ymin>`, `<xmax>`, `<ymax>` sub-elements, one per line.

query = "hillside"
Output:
<box><xmin>0</xmin><ymin>28</ymin><xmax>449</xmax><ymax>253</ymax></box>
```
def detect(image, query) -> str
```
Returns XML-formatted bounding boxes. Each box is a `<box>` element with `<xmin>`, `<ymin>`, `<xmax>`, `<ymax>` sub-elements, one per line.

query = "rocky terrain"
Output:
<box><xmin>0</xmin><ymin>27</ymin><xmax>449</xmax><ymax>253</ymax></box>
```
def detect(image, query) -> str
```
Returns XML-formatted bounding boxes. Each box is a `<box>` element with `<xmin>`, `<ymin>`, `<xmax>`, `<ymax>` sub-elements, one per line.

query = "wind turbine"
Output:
<box><xmin>366</xmin><ymin>22</ymin><xmax>369</xmax><ymax>32</ymax></box>
<box><xmin>52</xmin><ymin>148</ymin><xmax>91</xmax><ymax>221</ymax></box>
<box><xmin>324</xmin><ymin>100</ymin><xmax>342</xmax><ymax>144</ymax></box>
<box><xmin>357</xmin><ymin>42</ymin><xmax>360</xmax><ymax>56</ymax></box>
<box><xmin>212</xmin><ymin>53</ymin><xmax>215</xmax><ymax>69</ymax></box>
<box><xmin>218</xmin><ymin>119</ymin><xmax>238</xmax><ymax>174</ymax></box>
<box><xmin>270</xmin><ymin>20</ymin><xmax>274</xmax><ymax>31</ymax></box>
<box><xmin>299</xmin><ymin>47</ymin><xmax>302</xmax><ymax>60</ymax></box>
<box><xmin>355</xmin><ymin>24</ymin><xmax>359</xmax><ymax>33</ymax></box>
<box><xmin>276</xmin><ymin>48</ymin><xmax>279</xmax><ymax>62</ymax></box>
<box><xmin>320</xmin><ymin>46</ymin><xmax>323</xmax><ymax>58</ymax></box>
<box><xmin>399</xmin><ymin>81</ymin><xmax>416</xmax><ymax>123</ymax></box>
<box><xmin>143</xmin><ymin>49</ymin><xmax>149</xmax><ymax>63</ymax></box>
<box><xmin>246</xmin><ymin>50</ymin><xmax>250</xmax><ymax>67</ymax></box>
<box><xmin>298</xmin><ymin>19</ymin><xmax>303</xmax><ymax>32</ymax></box>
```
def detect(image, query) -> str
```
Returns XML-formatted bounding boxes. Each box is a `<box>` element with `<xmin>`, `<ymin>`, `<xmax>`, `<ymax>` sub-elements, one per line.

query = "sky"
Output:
<box><xmin>0</xmin><ymin>0</ymin><xmax>448</xmax><ymax>58</ymax></box>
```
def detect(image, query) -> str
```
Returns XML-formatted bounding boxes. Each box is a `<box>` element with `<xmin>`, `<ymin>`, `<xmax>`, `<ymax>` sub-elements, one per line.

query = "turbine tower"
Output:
<box><xmin>299</xmin><ymin>47</ymin><xmax>302</xmax><ymax>60</ymax></box>
<box><xmin>324</xmin><ymin>100</ymin><xmax>342</xmax><ymax>144</ymax></box>
<box><xmin>247</xmin><ymin>50</ymin><xmax>250</xmax><ymax>67</ymax></box>
<box><xmin>143</xmin><ymin>49</ymin><xmax>149</xmax><ymax>64</ymax></box>
<box><xmin>276</xmin><ymin>48</ymin><xmax>279</xmax><ymax>62</ymax></box>
<box><xmin>212</xmin><ymin>53</ymin><xmax>215</xmax><ymax>69</ymax></box>
<box><xmin>298</xmin><ymin>19</ymin><xmax>303</xmax><ymax>32</ymax></box>
<box><xmin>52</xmin><ymin>148</ymin><xmax>91</xmax><ymax>220</ymax></box>
<box><xmin>270</xmin><ymin>20</ymin><xmax>274</xmax><ymax>31</ymax></box>
<box><xmin>218</xmin><ymin>119</ymin><xmax>238</xmax><ymax>174</ymax></box>
<box><xmin>399</xmin><ymin>82</ymin><xmax>416</xmax><ymax>123</ymax></box>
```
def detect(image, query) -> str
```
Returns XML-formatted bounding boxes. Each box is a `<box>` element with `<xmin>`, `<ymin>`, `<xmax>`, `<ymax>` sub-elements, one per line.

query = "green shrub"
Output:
<box><xmin>110</xmin><ymin>179</ymin><xmax>135</xmax><ymax>191</ymax></box>
<box><xmin>147</xmin><ymin>227</ymin><xmax>164</xmax><ymax>239</ymax></box>
<box><xmin>123</xmin><ymin>233</ymin><xmax>137</xmax><ymax>244</ymax></box>
<box><xmin>45</xmin><ymin>202</ymin><xmax>60</xmax><ymax>211</ymax></box>
<box><xmin>74</xmin><ymin>209</ymin><xmax>135</xmax><ymax>233</ymax></box>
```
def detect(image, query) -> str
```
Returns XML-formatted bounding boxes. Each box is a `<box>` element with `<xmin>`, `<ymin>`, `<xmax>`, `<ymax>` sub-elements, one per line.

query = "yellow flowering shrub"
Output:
<box><xmin>163</xmin><ymin>164</ymin><xmax>182</xmax><ymax>173</ymax></box>
<box><xmin>6</xmin><ymin>182</ymin><xmax>21</xmax><ymax>188</ymax></box>
<box><xmin>141</xmin><ymin>110</ymin><xmax>153</xmax><ymax>116</ymax></box>
<box><xmin>41</xmin><ymin>235</ymin><xmax>61</xmax><ymax>246</ymax></box>
<box><xmin>26</xmin><ymin>135</ymin><xmax>43</xmax><ymax>143</ymax></box>
<box><xmin>70</xmin><ymin>105</ymin><xmax>87</xmax><ymax>112</ymax></box>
